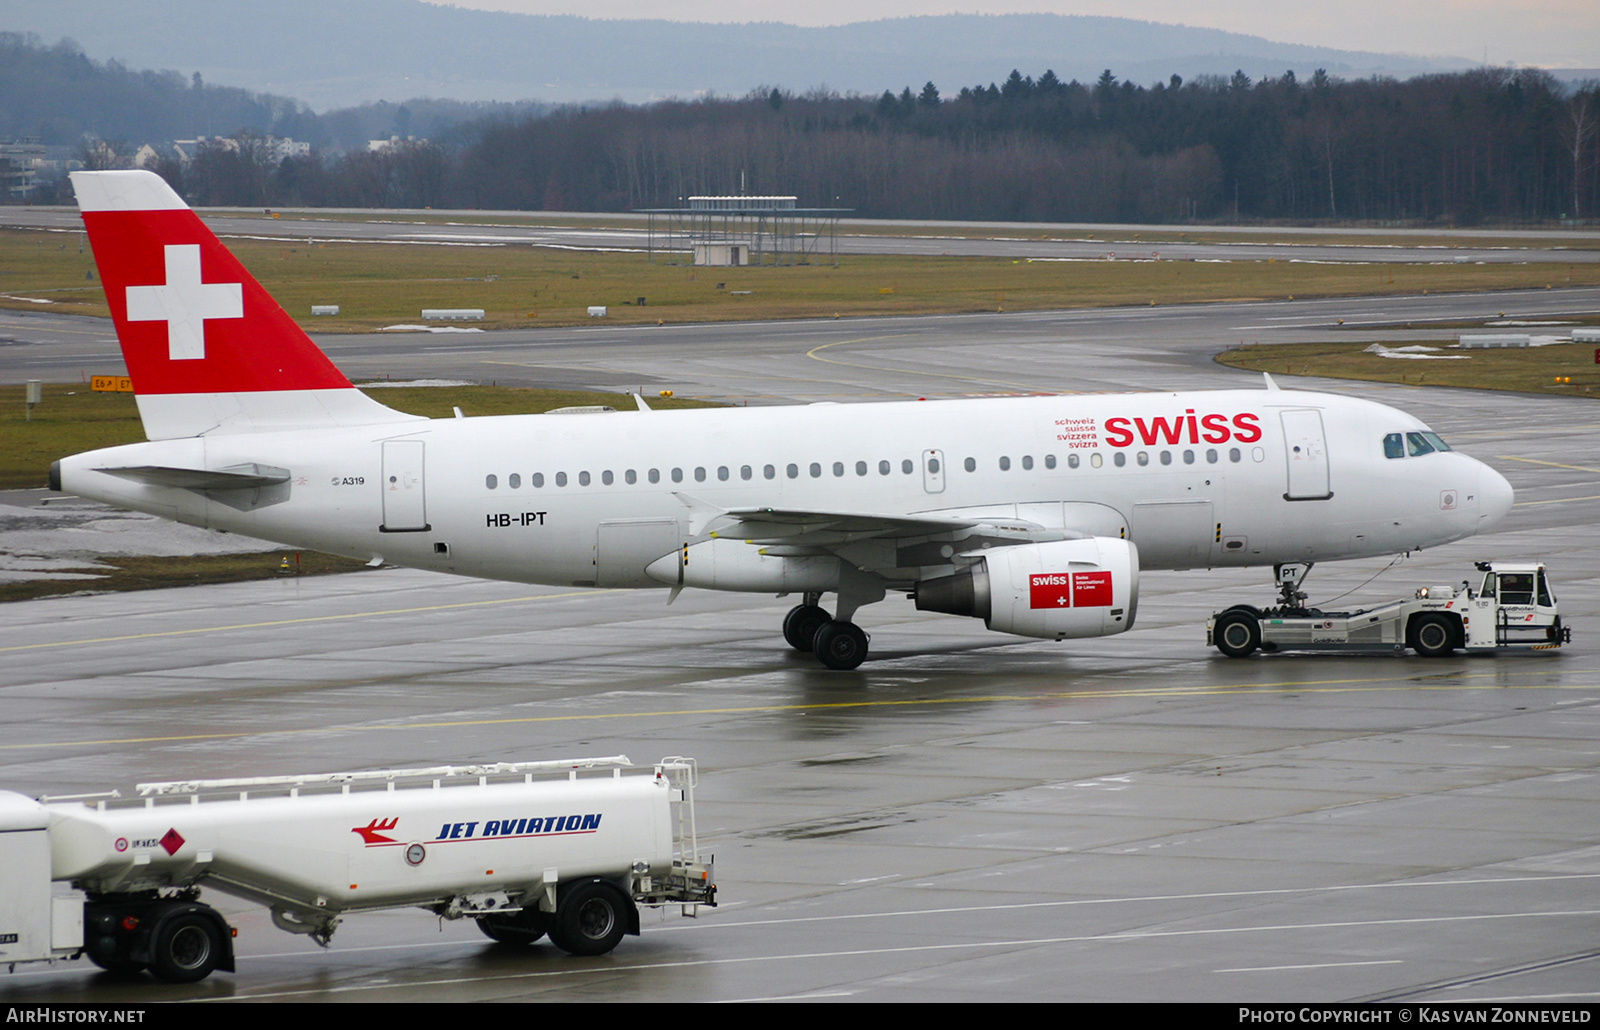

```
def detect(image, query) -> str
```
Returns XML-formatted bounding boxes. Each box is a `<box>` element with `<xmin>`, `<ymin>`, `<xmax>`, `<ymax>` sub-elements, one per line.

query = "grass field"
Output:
<box><xmin>1216</xmin><ymin>340</ymin><xmax>1600</xmax><ymax>397</ymax></box>
<box><xmin>5</xmin><ymin>226</ymin><xmax>1599</xmax><ymax>331</ymax></box>
<box><xmin>0</xmin><ymin>551</ymin><xmax>375</xmax><ymax>604</ymax></box>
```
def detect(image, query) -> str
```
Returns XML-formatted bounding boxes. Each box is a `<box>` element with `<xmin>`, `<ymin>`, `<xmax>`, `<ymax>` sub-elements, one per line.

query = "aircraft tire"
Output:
<box><xmin>1411</xmin><ymin>613</ymin><xmax>1457</xmax><ymax>657</ymax></box>
<box><xmin>783</xmin><ymin>604</ymin><xmax>831</xmax><ymax>652</ymax></box>
<box><xmin>1213</xmin><ymin>611</ymin><xmax>1261</xmax><ymax>658</ymax></box>
<box><xmin>814</xmin><ymin>620</ymin><xmax>869</xmax><ymax>669</ymax></box>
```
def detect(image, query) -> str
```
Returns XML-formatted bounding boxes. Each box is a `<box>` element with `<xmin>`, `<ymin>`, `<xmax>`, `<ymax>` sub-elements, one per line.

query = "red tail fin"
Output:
<box><xmin>72</xmin><ymin>170</ymin><xmax>417</xmax><ymax>440</ymax></box>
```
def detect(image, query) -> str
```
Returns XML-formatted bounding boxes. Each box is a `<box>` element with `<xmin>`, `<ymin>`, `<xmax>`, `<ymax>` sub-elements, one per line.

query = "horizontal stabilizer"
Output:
<box><xmin>96</xmin><ymin>463</ymin><xmax>290</xmax><ymax>491</ymax></box>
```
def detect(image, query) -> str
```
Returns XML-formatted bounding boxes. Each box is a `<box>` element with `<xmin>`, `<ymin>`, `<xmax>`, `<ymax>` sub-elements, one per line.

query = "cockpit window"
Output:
<box><xmin>1498</xmin><ymin>573</ymin><xmax>1534</xmax><ymax>605</ymax></box>
<box><xmin>1390</xmin><ymin>431</ymin><xmax>1454</xmax><ymax>457</ymax></box>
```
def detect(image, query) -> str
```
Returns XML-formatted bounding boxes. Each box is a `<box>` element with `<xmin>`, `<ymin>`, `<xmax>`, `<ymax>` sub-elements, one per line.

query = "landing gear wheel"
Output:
<box><xmin>477</xmin><ymin>909</ymin><xmax>548</xmax><ymax>945</ymax></box>
<box><xmin>150</xmin><ymin>912</ymin><xmax>223</xmax><ymax>984</ymax></box>
<box><xmin>547</xmin><ymin>880</ymin><xmax>630</xmax><ymax>957</ymax></box>
<box><xmin>1213</xmin><ymin>611</ymin><xmax>1261</xmax><ymax>658</ymax></box>
<box><xmin>783</xmin><ymin>604</ymin><xmax>830</xmax><ymax>652</ymax></box>
<box><xmin>814</xmin><ymin>620</ymin><xmax>869</xmax><ymax>670</ymax></box>
<box><xmin>1412</xmin><ymin>613</ymin><xmax>1456</xmax><ymax>657</ymax></box>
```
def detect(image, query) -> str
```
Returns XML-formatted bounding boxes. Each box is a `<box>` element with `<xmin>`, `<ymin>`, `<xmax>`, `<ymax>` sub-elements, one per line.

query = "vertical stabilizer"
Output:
<box><xmin>72</xmin><ymin>170</ymin><xmax>422</xmax><ymax>440</ymax></box>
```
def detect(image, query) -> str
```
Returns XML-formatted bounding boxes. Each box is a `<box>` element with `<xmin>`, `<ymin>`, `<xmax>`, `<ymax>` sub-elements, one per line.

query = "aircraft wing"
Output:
<box><xmin>703</xmin><ymin>506</ymin><xmax>1075</xmax><ymax>568</ymax></box>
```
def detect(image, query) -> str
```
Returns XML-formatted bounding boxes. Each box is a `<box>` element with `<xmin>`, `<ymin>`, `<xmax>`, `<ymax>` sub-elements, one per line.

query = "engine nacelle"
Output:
<box><xmin>915</xmin><ymin>537</ymin><xmax>1139</xmax><ymax>640</ymax></box>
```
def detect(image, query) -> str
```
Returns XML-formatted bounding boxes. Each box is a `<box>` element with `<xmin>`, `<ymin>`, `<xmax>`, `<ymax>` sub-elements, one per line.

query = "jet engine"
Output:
<box><xmin>915</xmin><ymin>537</ymin><xmax>1139</xmax><ymax>639</ymax></box>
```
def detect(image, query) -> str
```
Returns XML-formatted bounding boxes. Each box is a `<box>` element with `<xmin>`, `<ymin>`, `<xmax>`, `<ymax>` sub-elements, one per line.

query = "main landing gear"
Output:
<box><xmin>783</xmin><ymin>590</ymin><xmax>873</xmax><ymax>670</ymax></box>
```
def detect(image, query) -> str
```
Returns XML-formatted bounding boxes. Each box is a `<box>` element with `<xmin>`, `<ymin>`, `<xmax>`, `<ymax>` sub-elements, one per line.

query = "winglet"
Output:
<box><xmin>671</xmin><ymin>491</ymin><xmax>728</xmax><ymax>537</ymax></box>
<box><xmin>1263</xmin><ymin>372</ymin><xmax>1281</xmax><ymax>392</ymax></box>
<box><xmin>633</xmin><ymin>393</ymin><xmax>652</xmax><ymax>412</ymax></box>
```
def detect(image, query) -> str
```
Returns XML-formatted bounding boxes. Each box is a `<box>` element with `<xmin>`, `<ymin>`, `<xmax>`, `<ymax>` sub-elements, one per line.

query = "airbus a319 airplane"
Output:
<box><xmin>51</xmin><ymin>171</ymin><xmax>1514</xmax><ymax>669</ymax></box>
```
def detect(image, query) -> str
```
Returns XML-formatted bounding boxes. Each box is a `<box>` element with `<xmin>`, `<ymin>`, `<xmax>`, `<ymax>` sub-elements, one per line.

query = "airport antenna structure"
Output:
<box><xmin>639</xmin><ymin>195</ymin><xmax>850</xmax><ymax>267</ymax></box>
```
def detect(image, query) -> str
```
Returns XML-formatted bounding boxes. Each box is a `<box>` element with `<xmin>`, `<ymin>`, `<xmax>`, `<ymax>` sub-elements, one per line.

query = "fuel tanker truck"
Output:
<box><xmin>0</xmin><ymin>756</ymin><xmax>715</xmax><ymax>982</ymax></box>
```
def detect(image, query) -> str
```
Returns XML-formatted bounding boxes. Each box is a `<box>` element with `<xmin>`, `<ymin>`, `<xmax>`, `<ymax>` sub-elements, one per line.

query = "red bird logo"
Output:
<box><xmin>352</xmin><ymin>817</ymin><xmax>399</xmax><ymax>845</ymax></box>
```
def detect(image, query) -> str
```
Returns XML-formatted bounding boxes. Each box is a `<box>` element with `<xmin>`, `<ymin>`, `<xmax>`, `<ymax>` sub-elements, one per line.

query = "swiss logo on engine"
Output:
<box><xmin>1029</xmin><ymin>571</ymin><xmax>1113</xmax><ymax>609</ymax></box>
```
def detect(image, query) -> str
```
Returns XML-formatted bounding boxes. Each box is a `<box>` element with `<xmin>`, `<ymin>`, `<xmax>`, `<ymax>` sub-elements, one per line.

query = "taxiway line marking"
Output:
<box><xmin>1215</xmin><ymin>960</ymin><xmax>1403</xmax><ymax>973</ymax></box>
<box><xmin>3</xmin><ymin>675</ymin><xmax>1589</xmax><ymax>751</ymax></box>
<box><xmin>805</xmin><ymin>336</ymin><xmax>1052</xmax><ymax>394</ymax></box>
<box><xmin>215</xmin><ymin>907</ymin><xmax>1600</xmax><ymax>1001</ymax></box>
<box><xmin>1513</xmin><ymin>494</ymin><xmax>1600</xmax><ymax>507</ymax></box>
<box><xmin>1499</xmin><ymin>456</ymin><xmax>1600</xmax><ymax>474</ymax></box>
<box><xmin>0</xmin><ymin>589</ymin><xmax>622</xmax><ymax>653</ymax></box>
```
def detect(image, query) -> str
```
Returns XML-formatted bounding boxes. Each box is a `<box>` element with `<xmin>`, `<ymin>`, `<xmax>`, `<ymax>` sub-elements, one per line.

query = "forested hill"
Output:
<box><xmin>4</xmin><ymin>31</ymin><xmax>1595</xmax><ymax>224</ymax></box>
<box><xmin>0</xmin><ymin>33</ymin><xmax>547</xmax><ymax>150</ymax></box>
<box><xmin>0</xmin><ymin>0</ymin><xmax>1471</xmax><ymax>109</ymax></box>
<box><xmin>184</xmin><ymin>70</ymin><xmax>1600</xmax><ymax>225</ymax></box>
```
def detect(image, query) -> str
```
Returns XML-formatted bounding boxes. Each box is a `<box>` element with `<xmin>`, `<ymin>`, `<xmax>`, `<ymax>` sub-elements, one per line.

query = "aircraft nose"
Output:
<box><xmin>1479</xmin><ymin>462</ymin><xmax>1513</xmax><ymax>526</ymax></box>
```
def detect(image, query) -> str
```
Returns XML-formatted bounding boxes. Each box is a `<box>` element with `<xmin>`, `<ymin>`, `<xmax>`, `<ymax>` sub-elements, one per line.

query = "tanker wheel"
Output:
<box><xmin>548</xmin><ymin>880</ymin><xmax>630</xmax><ymax>957</ymax></box>
<box><xmin>86</xmin><ymin>951</ymin><xmax>145</xmax><ymax>976</ymax></box>
<box><xmin>783</xmin><ymin>604</ymin><xmax>830</xmax><ymax>652</ymax></box>
<box><xmin>150</xmin><ymin>912</ymin><xmax>223</xmax><ymax>984</ymax></box>
<box><xmin>1213</xmin><ymin>611</ymin><xmax>1261</xmax><ymax>658</ymax></box>
<box><xmin>1412</xmin><ymin>614</ymin><xmax>1456</xmax><ymax>657</ymax></box>
<box><xmin>477</xmin><ymin>910</ymin><xmax>547</xmax><ymax>945</ymax></box>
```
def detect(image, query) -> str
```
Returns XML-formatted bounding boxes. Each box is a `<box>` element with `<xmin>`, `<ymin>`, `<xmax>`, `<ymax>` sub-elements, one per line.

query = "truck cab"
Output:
<box><xmin>1462</xmin><ymin>561</ymin><xmax>1563</xmax><ymax>650</ymax></box>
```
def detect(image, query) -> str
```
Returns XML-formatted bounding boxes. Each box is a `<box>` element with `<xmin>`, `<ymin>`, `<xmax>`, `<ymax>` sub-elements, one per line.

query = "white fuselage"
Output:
<box><xmin>57</xmin><ymin>387</ymin><xmax>1511</xmax><ymax>594</ymax></box>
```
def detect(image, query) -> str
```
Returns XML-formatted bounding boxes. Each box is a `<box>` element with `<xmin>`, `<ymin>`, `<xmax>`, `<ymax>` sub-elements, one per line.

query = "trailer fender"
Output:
<box><xmin>105</xmin><ymin>898</ymin><xmax>234</xmax><ymax>981</ymax></box>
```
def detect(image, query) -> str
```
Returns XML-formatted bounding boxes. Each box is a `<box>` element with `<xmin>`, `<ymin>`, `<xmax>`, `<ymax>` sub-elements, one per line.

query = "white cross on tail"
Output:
<box><xmin>125</xmin><ymin>244</ymin><xmax>243</xmax><ymax>360</ymax></box>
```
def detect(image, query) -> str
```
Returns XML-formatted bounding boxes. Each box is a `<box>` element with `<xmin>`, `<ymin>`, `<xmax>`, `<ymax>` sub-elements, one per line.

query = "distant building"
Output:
<box><xmin>640</xmin><ymin>195</ymin><xmax>850</xmax><ymax>267</ymax></box>
<box><xmin>168</xmin><ymin>136</ymin><xmax>311</xmax><ymax>166</ymax></box>
<box><xmin>0</xmin><ymin>139</ymin><xmax>48</xmax><ymax>198</ymax></box>
<box><xmin>368</xmin><ymin>135</ymin><xmax>425</xmax><ymax>153</ymax></box>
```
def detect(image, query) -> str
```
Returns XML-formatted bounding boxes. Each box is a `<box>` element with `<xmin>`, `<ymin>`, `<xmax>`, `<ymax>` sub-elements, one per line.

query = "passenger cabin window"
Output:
<box><xmin>485</xmin><ymin>474</ymin><xmax>498</xmax><ymax>489</ymax></box>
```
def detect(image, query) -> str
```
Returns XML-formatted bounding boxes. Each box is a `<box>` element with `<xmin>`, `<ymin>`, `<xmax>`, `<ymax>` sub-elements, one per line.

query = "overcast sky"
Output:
<box><xmin>427</xmin><ymin>1</ymin><xmax>1599</xmax><ymax>69</ymax></box>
